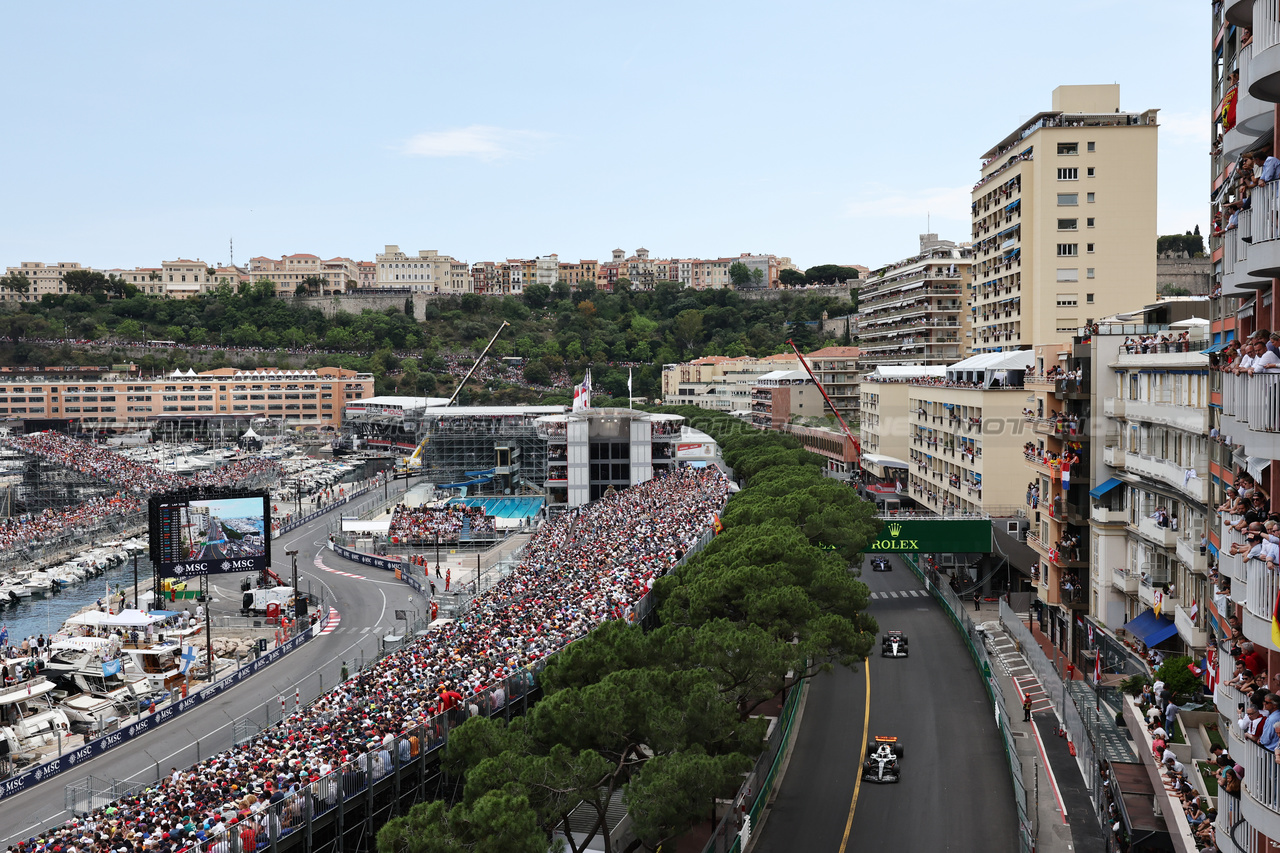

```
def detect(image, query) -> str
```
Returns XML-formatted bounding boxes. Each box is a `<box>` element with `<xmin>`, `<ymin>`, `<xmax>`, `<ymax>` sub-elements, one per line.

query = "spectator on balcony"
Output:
<box><xmin>1253</xmin><ymin>693</ymin><xmax>1280</xmax><ymax>750</ymax></box>
<box><xmin>1150</xmin><ymin>506</ymin><xmax>1171</xmax><ymax>528</ymax></box>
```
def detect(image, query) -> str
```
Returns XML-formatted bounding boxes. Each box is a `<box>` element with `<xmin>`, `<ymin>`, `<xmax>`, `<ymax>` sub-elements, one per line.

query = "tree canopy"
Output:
<box><xmin>380</xmin><ymin>404</ymin><xmax>879</xmax><ymax>853</ymax></box>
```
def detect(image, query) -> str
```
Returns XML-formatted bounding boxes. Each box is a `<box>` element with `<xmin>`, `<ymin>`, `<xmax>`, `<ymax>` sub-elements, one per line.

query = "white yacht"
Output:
<box><xmin>0</xmin><ymin>677</ymin><xmax>71</xmax><ymax>758</ymax></box>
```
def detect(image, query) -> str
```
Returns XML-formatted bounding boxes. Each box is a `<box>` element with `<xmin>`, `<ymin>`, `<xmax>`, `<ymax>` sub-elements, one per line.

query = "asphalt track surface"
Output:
<box><xmin>0</xmin><ymin>499</ymin><xmax>419</xmax><ymax>845</ymax></box>
<box><xmin>753</xmin><ymin>554</ymin><xmax>1018</xmax><ymax>853</ymax></box>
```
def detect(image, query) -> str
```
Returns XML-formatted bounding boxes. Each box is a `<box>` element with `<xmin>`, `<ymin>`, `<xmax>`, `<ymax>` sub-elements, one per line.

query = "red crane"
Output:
<box><xmin>785</xmin><ymin>339</ymin><xmax>861</xmax><ymax>468</ymax></box>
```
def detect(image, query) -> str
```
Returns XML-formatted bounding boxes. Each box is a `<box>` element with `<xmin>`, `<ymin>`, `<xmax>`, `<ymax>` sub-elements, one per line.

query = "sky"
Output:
<box><xmin>0</xmin><ymin>1</ymin><xmax>1207</xmax><ymax>273</ymax></box>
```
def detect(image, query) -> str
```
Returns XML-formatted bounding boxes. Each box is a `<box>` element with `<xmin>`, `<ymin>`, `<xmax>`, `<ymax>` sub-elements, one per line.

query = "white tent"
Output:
<box><xmin>241</xmin><ymin>427</ymin><xmax>260</xmax><ymax>439</ymax></box>
<box><xmin>1170</xmin><ymin>317</ymin><xmax>1210</xmax><ymax>328</ymax></box>
<box><xmin>64</xmin><ymin>610</ymin><xmax>112</xmax><ymax>628</ymax></box>
<box><xmin>100</xmin><ymin>609</ymin><xmax>166</xmax><ymax>627</ymax></box>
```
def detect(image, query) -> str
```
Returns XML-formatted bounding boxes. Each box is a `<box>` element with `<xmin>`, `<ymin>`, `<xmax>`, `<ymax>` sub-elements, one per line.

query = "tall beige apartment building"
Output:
<box><xmin>969</xmin><ymin>85</ymin><xmax>1158</xmax><ymax>353</ymax></box>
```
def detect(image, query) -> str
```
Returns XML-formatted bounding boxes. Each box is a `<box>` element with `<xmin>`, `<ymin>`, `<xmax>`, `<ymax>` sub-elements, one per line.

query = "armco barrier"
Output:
<box><xmin>278</xmin><ymin>485</ymin><xmax>374</xmax><ymax>535</ymax></box>
<box><xmin>0</xmin><ymin>624</ymin><xmax>317</xmax><ymax>801</ymax></box>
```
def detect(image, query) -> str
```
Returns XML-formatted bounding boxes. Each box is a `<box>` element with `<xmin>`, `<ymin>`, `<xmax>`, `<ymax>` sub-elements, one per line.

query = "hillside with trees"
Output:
<box><xmin>0</xmin><ymin>279</ymin><xmax>854</xmax><ymax>401</ymax></box>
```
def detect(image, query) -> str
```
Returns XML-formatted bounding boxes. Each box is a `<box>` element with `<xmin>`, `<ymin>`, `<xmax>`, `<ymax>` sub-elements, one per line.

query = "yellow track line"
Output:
<box><xmin>837</xmin><ymin>660</ymin><xmax>871</xmax><ymax>853</ymax></box>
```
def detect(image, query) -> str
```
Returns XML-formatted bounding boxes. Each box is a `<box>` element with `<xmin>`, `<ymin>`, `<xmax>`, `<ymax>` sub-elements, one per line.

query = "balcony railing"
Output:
<box><xmin>1247</xmin><ymin>557</ymin><xmax>1280</xmax><ymax>624</ymax></box>
<box><xmin>1221</xmin><ymin>371</ymin><xmax>1280</xmax><ymax>433</ymax></box>
<box><xmin>1258</xmin><ymin>0</ymin><xmax>1280</xmax><ymax>53</ymax></box>
<box><xmin>1244</xmin><ymin>738</ymin><xmax>1280</xmax><ymax>815</ymax></box>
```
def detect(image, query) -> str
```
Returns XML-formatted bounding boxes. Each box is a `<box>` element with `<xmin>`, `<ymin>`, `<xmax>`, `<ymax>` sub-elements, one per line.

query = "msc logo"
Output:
<box><xmin>887</xmin><ymin>522</ymin><xmax>903</xmax><ymax>537</ymax></box>
<box><xmin>221</xmin><ymin>561</ymin><xmax>232</xmax><ymax>571</ymax></box>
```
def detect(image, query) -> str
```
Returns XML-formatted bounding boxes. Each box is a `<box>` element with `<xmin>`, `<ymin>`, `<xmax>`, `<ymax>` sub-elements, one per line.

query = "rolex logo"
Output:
<box><xmin>887</xmin><ymin>522</ymin><xmax>903</xmax><ymax>537</ymax></box>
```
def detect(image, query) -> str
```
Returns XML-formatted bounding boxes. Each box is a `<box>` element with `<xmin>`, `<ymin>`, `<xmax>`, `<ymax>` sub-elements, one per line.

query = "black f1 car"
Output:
<box><xmin>863</xmin><ymin>736</ymin><xmax>904</xmax><ymax>783</ymax></box>
<box><xmin>881</xmin><ymin>630</ymin><xmax>909</xmax><ymax>657</ymax></box>
<box><xmin>871</xmin><ymin>556</ymin><xmax>891</xmax><ymax>572</ymax></box>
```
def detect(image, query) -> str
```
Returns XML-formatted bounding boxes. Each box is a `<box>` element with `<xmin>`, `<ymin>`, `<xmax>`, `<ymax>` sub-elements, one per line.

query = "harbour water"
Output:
<box><xmin>0</xmin><ymin>552</ymin><xmax>154</xmax><ymax>646</ymax></box>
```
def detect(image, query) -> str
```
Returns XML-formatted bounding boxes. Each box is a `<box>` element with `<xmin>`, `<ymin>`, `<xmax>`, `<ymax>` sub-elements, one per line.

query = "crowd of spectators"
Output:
<box><xmin>0</xmin><ymin>434</ymin><xmax>281</xmax><ymax>557</ymax></box>
<box><xmin>1120</xmin><ymin>332</ymin><xmax>1197</xmax><ymax>354</ymax></box>
<box><xmin>11</xmin><ymin>467</ymin><xmax>727</xmax><ymax>853</ymax></box>
<box><xmin>6</xmin><ymin>433</ymin><xmax>281</xmax><ymax>497</ymax></box>
<box><xmin>389</xmin><ymin>504</ymin><xmax>497</xmax><ymax>543</ymax></box>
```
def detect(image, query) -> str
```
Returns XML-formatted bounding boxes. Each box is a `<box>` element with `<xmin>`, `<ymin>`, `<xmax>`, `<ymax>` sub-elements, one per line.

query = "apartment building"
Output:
<box><xmin>905</xmin><ymin>350</ymin><xmax>1032</xmax><ymax>516</ymax></box>
<box><xmin>859</xmin><ymin>234</ymin><xmax>972</xmax><ymax>367</ymax></box>
<box><xmin>858</xmin><ymin>365</ymin><xmax>943</xmax><ymax>507</ymax></box>
<box><xmin>0</xmin><ymin>365</ymin><xmax>372</xmax><ymax>431</ymax></box>
<box><xmin>248</xmin><ymin>254</ymin><xmax>358</xmax><ymax>297</ymax></box>
<box><xmin>748</xmin><ymin>370</ymin><xmax>824</xmax><ymax>430</ymax></box>
<box><xmin>661</xmin><ymin>354</ymin><xmax>800</xmax><ymax>412</ymax></box>
<box><xmin>803</xmin><ymin>347</ymin><xmax>861</xmax><ymax>425</ymax></box>
<box><xmin>375</xmin><ymin>246</ymin><xmax>468</xmax><ymax>294</ymax></box>
<box><xmin>969</xmin><ymin>85</ymin><xmax>1158</xmax><ymax>354</ymax></box>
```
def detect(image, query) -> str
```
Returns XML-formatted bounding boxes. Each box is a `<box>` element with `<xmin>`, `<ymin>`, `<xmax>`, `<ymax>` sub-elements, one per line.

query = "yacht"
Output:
<box><xmin>0</xmin><ymin>676</ymin><xmax>71</xmax><ymax>758</ymax></box>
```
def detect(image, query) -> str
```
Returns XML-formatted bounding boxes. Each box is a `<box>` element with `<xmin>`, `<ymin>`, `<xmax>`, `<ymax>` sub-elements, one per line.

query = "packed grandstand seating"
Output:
<box><xmin>388</xmin><ymin>503</ymin><xmax>497</xmax><ymax>543</ymax></box>
<box><xmin>11</xmin><ymin>466</ymin><xmax>728</xmax><ymax>853</ymax></box>
<box><xmin>0</xmin><ymin>433</ymin><xmax>281</xmax><ymax>555</ymax></box>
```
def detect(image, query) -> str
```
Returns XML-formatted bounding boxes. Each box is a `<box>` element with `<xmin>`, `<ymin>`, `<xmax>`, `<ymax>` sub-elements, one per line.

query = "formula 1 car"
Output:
<box><xmin>881</xmin><ymin>630</ymin><xmax>909</xmax><ymax>657</ymax></box>
<box><xmin>862</xmin><ymin>736</ymin><xmax>904</xmax><ymax>783</ymax></box>
<box><xmin>870</xmin><ymin>556</ymin><xmax>891</xmax><ymax>572</ymax></box>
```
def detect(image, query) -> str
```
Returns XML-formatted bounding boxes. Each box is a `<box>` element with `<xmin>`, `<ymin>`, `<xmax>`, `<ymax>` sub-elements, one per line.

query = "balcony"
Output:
<box><xmin>1225</xmin><ymin>44</ymin><xmax>1274</xmax><ymax>158</ymax></box>
<box><xmin>1244</xmin><ymin>181</ymin><xmax>1280</xmax><ymax>277</ymax></box>
<box><xmin>1136</xmin><ymin>516</ymin><xmax>1178</xmax><ymax>549</ymax></box>
<box><xmin>1091</xmin><ymin>505</ymin><xmax>1127</xmax><ymax>525</ymax></box>
<box><xmin>1102</xmin><ymin>397</ymin><xmax>1124</xmax><ymax>418</ymax></box>
<box><xmin>1121</xmin><ymin>452</ymin><xmax>1210</xmax><ymax>503</ymax></box>
<box><xmin>1137</xmin><ymin>578</ymin><xmax>1173</xmax><ymax>608</ymax></box>
<box><xmin>1239</xmin><ymin>738</ymin><xmax>1280</xmax><ymax>841</ymax></box>
<box><xmin>1173</xmin><ymin>603</ymin><xmax>1207</xmax><ymax>649</ymax></box>
<box><xmin>1175</xmin><ymin>535</ymin><xmax>1209</xmax><ymax>574</ymax></box>
<box><xmin>1245</xmin><ymin>559</ymin><xmax>1280</xmax><ymax>653</ymax></box>
<box><xmin>1122</xmin><ymin>399</ymin><xmax>1210</xmax><ymax>433</ymax></box>
<box><xmin>1225</xmin><ymin>0</ymin><xmax>1255</xmax><ymax>28</ymax></box>
<box><xmin>1248</xmin><ymin>3</ymin><xmax>1280</xmax><ymax>102</ymax></box>
<box><xmin>1102</xmin><ymin>446</ymin><xmax>1125</xmax><ymax>467</ymax></box>
<box><xmin>1112</xmin><ymin>567</ymin><xmax>1138</xmax><ymax>594</ymax></box>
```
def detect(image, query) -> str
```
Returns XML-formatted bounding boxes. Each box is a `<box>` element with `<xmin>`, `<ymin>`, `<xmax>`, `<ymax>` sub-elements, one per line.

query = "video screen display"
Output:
<box><xmin>150</xmin><ymin>492</ymin><xmax>271</xmax><ymax>579</ymax></box>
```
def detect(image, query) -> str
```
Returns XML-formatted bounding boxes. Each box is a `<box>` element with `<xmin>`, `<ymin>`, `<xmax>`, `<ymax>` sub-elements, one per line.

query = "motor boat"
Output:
<box><xmin>0</xmin><ymin>580</ymin><xmax>30</xmax><ymax>601</ymax></box>
<box><xmin>0</xmin><ymin>676</ymin><xmax>72</xmax><ymax>759</ymax></box>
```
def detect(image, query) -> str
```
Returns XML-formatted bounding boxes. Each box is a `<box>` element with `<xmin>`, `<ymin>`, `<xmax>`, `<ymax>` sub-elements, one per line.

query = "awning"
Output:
<box><xmin>1089</xmin><ymin>477</ymin><xmax>1124</xmax><ymax>499</ymax></box>
<box><xmin>1122</xmin><ymin>609</ymin><xmax>1178</xmax><ymax>647</ymax></box>
<box><xmin>1201</xmin><ymin>343</ymin><xmax>1226</xmax><ymax>354</ymax></box>
<box><xmin>1207</xmin><ymin>541</ymin><xmax>1220</xmax><ymax>558</ymax></box>
<box><xmin>1246</xmin><ymin>456</ymin><xmax>1273</xmax><ymax>481</ymax></box>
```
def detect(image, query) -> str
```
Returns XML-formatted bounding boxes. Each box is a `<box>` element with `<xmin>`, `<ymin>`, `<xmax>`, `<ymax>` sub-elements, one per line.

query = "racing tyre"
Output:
<box><xmin>894</xmin><ymin>744</ymin><xmax>904</xmax><ymax>758</ymax></box>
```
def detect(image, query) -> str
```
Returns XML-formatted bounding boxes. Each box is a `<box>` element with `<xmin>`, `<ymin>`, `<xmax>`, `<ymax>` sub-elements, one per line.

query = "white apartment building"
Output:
<box><xmin>1088</xmin><ymin>326</ymin><xmax>1212</xmax><ymax>652</ymax></box>
<box><xmin>661</xmin><ymin>354</ymin><xmax>801</xmax><ymax>412</ymax></box>
<box><xmin>249</xmin><ymin>254</ymin><xmax>358</xmax><ymax>297</ymax></box>
<box><xmin>859</xmin><ymin>234</ymin><xmax>972</xmax><ymax>367</ymax></box>
<box><xmin>970</xmin><ymin>85</ymin><xmax>1158</xmax><ymax>353</ymax></box>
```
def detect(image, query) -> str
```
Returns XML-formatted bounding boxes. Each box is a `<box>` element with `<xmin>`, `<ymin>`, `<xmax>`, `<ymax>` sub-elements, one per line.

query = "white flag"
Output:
<box><xmin>628</xmin><ymin>367</ymin><xmax>633</xmax><ymax>397</ymax></box>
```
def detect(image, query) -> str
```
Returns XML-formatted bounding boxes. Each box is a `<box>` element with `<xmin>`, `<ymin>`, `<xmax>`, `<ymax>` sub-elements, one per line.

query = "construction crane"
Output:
<box><xmin>785</xmin><ymin>339</ymin><xmax>861</xmax><ymax>468</ymax></box>
<box><xmin>402</xmin><ymin>321</ymin><xmax>510</xmax><ymax>470</ymax></box>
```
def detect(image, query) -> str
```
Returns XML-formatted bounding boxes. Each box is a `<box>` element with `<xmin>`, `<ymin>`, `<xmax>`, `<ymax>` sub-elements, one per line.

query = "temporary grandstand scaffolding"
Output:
<box><xmin>415</xmin><ymin>407</ymin><xmax>561</xmax><ymax>493</ymax></box>
<box><xmin>17</xmin><ymin>453</ymin><xmax>121</xmax><ymax>515</ymax></box>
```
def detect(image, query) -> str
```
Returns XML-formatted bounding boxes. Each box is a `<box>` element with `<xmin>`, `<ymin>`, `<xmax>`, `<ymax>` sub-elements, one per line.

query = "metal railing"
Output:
<box><xmin>1243</xmin><ymin>738</ymin><xmax>1280</xmax><ymax>814</ymax></box>
<box><xmin>1257</xmin><ymin>0</ymin><xmax>1280</xmax><ymax>53</ymax></box>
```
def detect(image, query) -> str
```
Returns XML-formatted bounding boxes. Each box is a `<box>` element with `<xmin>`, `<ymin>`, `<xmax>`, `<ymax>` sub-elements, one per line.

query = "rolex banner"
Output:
<box><xmin>865</xmin><ymin>518</ymin><xmax>993</xmax><ymax>554</ymax></box>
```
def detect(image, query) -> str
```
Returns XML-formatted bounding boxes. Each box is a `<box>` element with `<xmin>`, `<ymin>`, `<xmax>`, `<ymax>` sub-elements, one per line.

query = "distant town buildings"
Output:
<box><xmin>3</xmin><ymin>245</ymin><xmax>805</xmax><ymax>301</ymax></box>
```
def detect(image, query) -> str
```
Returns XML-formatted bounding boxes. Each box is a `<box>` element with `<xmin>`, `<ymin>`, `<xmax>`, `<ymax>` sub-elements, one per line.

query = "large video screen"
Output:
<box><xmin>150</xmin><ymin>491</ymin><xmax>271</xmax><ymax>579</ymax></box>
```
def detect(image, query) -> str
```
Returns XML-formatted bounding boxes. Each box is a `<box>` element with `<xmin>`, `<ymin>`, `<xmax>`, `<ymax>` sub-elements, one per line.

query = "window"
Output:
<box><xmin>1086</xmin><ymin>268</ymin><xmax>1095</xmax><ymax>279</ymax></box>
<box><xmin>1057</xmin><ymin>244</ymin><xmax>1079</xmax><ymax>257</ymax></box>
<box><xmin>1087</xmin><ymin>217</ymin><xmax>1095</xmax><ymax>228</ymax></box>
<box><xmin>1056</xmin><ymin>321</ymin><xmax>1078</xmax><ymax>333</ymax></box>
<box><xmin>1057</xmin><ymin>218</ymin><xmax>1078</xmax><ymax>231</ymax></box>
<box><xmin>1057</xmin><ymin>168</ymin><xmax>1078</xmax><ymax>180</ymax></box>
<box><xmin>1057</xmin><ymin>143</ymin><xmax>1078</xmax><ymax>155</ymax></box>
<box><xmin>1057</xmin><ymin>294</ymin><xmax>1078</xmax><ymax>307</ymax></box>
<box><xmin>1087</xmin><ymin>243</ymin><xmax>1095</xmax><ymax>253</ymax></box>
<box><xmin>1087</xmin><ymin>293</ymin><xmax>1095</xmax><ymax>303</ymax></box>
<box><xmin>1087</xmin><ymin>141</ymin><xmax>1095</xmax><ymax>152</ymax></box>
<box><xmin>1087</xmin><ymin>192</ymin><xmax>1095</xmax><ymax>203</ymax></box>
<box><xmin>1086</xmin><ymin>167</ymin><xmax>1095</xmax><ymax>177</ymax></box>
<box><xmin>1057</xmin><ymin>269</ymin><xmax>1080</xmax><ymax>282</ymax></box>
<box><xmin>1058</xmin><ymin>193</ymin><xmax>1078</xmax><ymax>206</ymax></box>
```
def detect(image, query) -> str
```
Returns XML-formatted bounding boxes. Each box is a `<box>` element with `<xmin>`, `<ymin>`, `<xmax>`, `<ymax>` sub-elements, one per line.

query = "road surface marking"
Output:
<box><xmin>838</xmin><ymin>661</ymin><xmax>871</xmax><ymax>853</ymax></box>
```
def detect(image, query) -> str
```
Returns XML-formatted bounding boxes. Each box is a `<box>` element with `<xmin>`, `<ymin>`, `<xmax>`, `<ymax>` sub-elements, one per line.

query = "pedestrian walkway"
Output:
<box><xmin>979</xmin><ymin>613</ymin><xmax>1111</xmax><ymax>853</ymax></box>
<box><xmin>867</xmin><ymin>588</ymin><xmax>929</xmax><ymax>599</ymax></box>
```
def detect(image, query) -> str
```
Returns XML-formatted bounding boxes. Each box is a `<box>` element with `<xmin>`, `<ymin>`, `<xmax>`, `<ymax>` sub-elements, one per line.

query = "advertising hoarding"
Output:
<box><xmin>150</xmin><ymin>491</ymin><xmax>271</xmax><ymax>578</ymax></box>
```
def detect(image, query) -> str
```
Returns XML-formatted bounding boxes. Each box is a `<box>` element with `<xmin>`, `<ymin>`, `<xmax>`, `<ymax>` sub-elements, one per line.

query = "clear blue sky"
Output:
<box><xmin>0</xmin><ymin>1</ymin><xmax>1206</xmax><ymax>272</ymax></box>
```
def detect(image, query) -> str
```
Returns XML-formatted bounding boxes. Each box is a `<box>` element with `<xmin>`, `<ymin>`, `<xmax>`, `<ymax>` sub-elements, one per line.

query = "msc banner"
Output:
<box><xmin>865</xmin><ymin>518</ymin><xmax>993</xmax><ymax>553</ymax></box>
<box><xmin>331</xmin><ymin>542</ymin><xmax>402</xmax><ymax>572</ymax></box>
